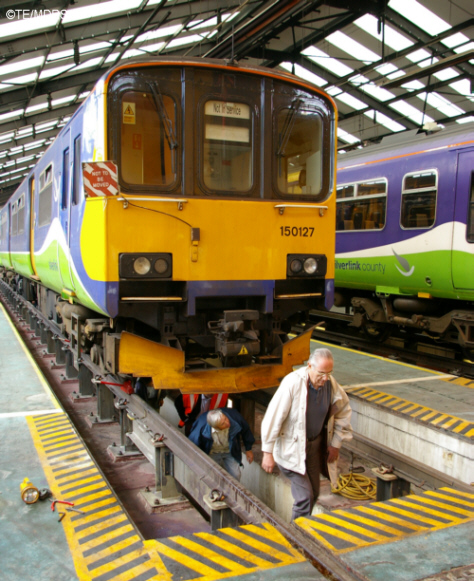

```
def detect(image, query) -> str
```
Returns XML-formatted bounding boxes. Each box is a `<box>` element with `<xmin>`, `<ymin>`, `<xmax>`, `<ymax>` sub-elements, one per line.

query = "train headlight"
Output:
<box><xmin>290</xmin><ymin>259</ymin><xmax>303</xmax><ymax>274</ymax></box>
<box><xmin>287</xmin><ymin>254</ymin><xmax>327</xmax><ymax>277</ymax></box>
<box><xmin>303</xmin><ymin>257</ymin><xmax>317</xmax><ymax>274</ymax></box>
<box><xmin>133</xmin><ymin>257</ymin><xmax>151</xmax><ymax>275</ymax></box>
<box><xmin>154</xmin><ymin>258</ymin><xmax>168</xmax><ymax>275</ymax></box>
<box><xmin>119</xmin><ymin>253</ymin><xmax>172</xmax><ymax>279</ymax></box>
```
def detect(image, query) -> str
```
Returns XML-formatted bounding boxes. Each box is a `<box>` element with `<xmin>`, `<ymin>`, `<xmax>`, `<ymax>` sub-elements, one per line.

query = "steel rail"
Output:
<box><xmin>0</xmin><ymin>281</ymin><xmax>366</xmax><ymax>581</ymax></box>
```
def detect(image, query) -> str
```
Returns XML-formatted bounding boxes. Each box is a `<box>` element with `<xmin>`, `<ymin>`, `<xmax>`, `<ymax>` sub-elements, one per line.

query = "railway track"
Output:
<box><xmin>306</xmin><ymin>311</ymin><xmax>474</xmax><ymax>379</ymax></box>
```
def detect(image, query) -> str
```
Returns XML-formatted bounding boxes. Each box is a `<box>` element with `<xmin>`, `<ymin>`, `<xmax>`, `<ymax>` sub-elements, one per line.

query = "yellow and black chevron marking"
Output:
<box><xmin>442</xmin><ymin>375</ymin><xmax>474</xmax><ymax>389</ymax></box>
<box><xmin>151</xmin><ymin>523</ymin><xmax>306</xmax><ymax>581</ymax></box>
<box><xmin>346</xmin><ymin>387</ymin><xmax>474</xmax><ymax>438</ymax></box>
<box><xmin>28</xmin><ymin>413</ymin><xmax>307</xmax><ymax>581</ymax></box>
<box><xmin>296</xmin><ymin>487</ymin><xmax>474</xmax><ymax>554</ymax></box>
<box><xmin>27</xmin><ymin>412</ymin><xmax>171</xmax><ymax>581</ymax></box>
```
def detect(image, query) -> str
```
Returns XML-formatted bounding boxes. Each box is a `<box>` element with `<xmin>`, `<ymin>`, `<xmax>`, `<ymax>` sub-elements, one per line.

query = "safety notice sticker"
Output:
<box><xmin>123</xmin><ymin>102</ymin><xmax>136</xmax><ymax>124</ymax></box>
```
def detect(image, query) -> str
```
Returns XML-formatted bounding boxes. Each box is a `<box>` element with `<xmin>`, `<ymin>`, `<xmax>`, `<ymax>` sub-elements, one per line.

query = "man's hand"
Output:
<box><xmin>245</xmin><ymin>450</ymin><xmax>254</xmax><ymax>464</ymax></box>
<box><xmin>261</xmin><ymin>452</ymin><xmax>275</xmax><ymax>473</ymax></box>
<box><xmin>327</xmin><ymin>446</ymin><xmax>339</xmax><ymax>463</ymax></box>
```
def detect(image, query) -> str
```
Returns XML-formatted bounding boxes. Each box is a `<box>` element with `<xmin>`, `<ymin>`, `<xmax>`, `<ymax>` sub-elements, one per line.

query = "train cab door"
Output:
<box><xmin>58</xmin><ymin>129</ymin><xmax>75</xmax><ymax>292</ymax></box>
<box><xmin>452</xmin><ymin>149</ymin><xmax>474</xmax><ymax>289</ymax></box>
<box><xmin>28</xmin><ymin>176</ymin><xmax>39</xmax><ymax>279</ymax></box>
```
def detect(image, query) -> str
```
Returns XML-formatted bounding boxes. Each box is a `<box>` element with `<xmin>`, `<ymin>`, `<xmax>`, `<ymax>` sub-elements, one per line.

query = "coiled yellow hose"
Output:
<box><xmin>331</xmin><ymin>472</ymin><xmax>377</xmax><ymax>500</ymax></box>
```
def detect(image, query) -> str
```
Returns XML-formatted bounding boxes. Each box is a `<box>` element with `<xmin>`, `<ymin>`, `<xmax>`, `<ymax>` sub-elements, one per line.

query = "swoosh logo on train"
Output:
<box><xmin>393</xmin><ymin>249</ymin><xmax>415</xmax><ymax>277</ymax></box>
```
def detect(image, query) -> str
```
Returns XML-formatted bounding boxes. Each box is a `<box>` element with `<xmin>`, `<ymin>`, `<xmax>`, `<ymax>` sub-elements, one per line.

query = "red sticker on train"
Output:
<box><xmin>82</xmin><ymin>161</ymin><xmax>119</xmax><ymax>197</ymax></box>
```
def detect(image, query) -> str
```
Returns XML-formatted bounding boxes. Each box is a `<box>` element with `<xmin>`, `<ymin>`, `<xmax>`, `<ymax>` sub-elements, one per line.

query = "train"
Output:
<box><xmin>333</xmin><ymin>123</ymin><xmax>474</xmax><ymax>357</ymax></box>
<box><xmin>0</xmin><ymin>56</ymin><xmax>337</xmax><ymax>393</ymax></box>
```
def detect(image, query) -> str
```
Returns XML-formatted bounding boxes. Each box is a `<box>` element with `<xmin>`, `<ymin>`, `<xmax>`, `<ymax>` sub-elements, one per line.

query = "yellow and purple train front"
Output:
<box><xmin>0</xmin><ymin>57</ymin><xmax>337</xmax><ymax>393</ymax></box>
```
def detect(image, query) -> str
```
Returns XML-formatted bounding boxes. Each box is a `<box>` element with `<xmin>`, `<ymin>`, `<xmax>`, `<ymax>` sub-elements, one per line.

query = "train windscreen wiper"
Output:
<box><xmin>148</xmin><ymin>81</ymin><xmax>178</xmax><ymax>169</ymax></box>
<box><xmin>276</xmin><ymin>98</ymin><xmax>303</xmax><ymax>157</ymax></box>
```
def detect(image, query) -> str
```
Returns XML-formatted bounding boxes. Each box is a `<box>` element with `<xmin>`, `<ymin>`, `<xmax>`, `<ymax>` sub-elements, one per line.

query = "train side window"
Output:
<box><xmin>468</xmin><ymin>171</ymin><xmax>474</xmax><ymax>243</ymax></box>
<box><xmin>11</xmin><ymin>201</ymin><xmax>18</xmax><ymax>236</ymax></box>
<box><xmin>72</xmin><ymin>135</ymin><xmax>81</xmax><ymax>205</ymax></box>
<box><xmin>336</xmin><ymin>179</ymin><xmax>387</xmax><ymax>231</ymax></box>
<box><xmin>202</xmin><ymin>100</ymin><xmax>253</xmax><ymax>193</ymax></box>
<box><xmin>400</xmin><ymin>170</ymin><xmax>437</xmax><ymax>229</ymax></box>
<box><xmin>18</xmin><ymin>195</ymin><xmax>25</xmax><ymax>234</ymax></box>
<box><xmin>62</xmin><ymin>148</ymin><xmax>70</xmax><ymax>210</ymax></box>
<box><xmin>121</xmin><ymin>90</ymin><xmax>177</xmax><ymax>187</ymax></box>
<box><xmin>0</xmin><ymin>211</ymin><xmax>6</xmax><ymax>242</ymax></box>
<box><xmin>275</xmin><ymin>105</ymin><xmax>323</xmax><ymax>199</ymax></box>
<box><xmin>38</xmin><ymin>163</ymin><xmax>53</xmax><ymax>227</ymax></box>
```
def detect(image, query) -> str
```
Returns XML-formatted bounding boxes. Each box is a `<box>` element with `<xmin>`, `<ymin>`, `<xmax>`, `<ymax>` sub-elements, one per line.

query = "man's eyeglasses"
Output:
<box><xmin>315</xmin><ymin>370</ymin><xmax>332</xmax><ymax>378</ymax></box>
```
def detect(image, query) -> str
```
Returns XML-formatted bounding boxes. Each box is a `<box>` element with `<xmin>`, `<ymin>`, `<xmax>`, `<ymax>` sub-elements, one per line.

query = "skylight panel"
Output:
<box><xmin>105</xmin><ymin>54</ymin><xmax>120</xmax><ymax>64</ymax></box>
<box><xmin>167</xmin><ymin>34</ymin><xmax>207</xmax><ymax>49</ymax></box>
<box><xmin>402</xmin><ymin>80</ymin><xmax>425</xmax><ymax>91</ymax></box>
<box><xmin>457</xmin><ymin>116</ymin><xmax>474</xmax><ymax>124</ymax></box>
<box><xmin>364</xmin><ymin>110</ymin><xmax>405</xmax><ymax>132</ymax></box>
<box><xmin>354</xmin><ymin>14</ymin><xmax>414</xmax><ymax>51</ymax></box>
<box><xmin>454</xmin><ymin>42</ymin><xmax>474</xmax><ymax>55</ymax></box>
<box><xmin>375</xmin><ymin>63</ymin><xmax>398</xmax><ymax>76</ymax></box>
<box><xmin>52</xmin><ymin>95</ymin><xmax>76</xmax><ymax>107</ymax></box>
<box><xmin>406</xmin><ymin>49</ymin><xmax>432</xmax><ymax>64</ymax></box>
<box><xmin>417</xmin><ymin>92</ymin><xmax>465</xmax><ymax>117</ymax></box>
<box><xmin>0</xmin><ymin>132</ymin><xmax>14</xmax><ymax>144</ymax></box>
<box><xmin>433</xmin><ymin>68</ymin><xmax>459</xmax><ymax>82</ymax></box>
<box><xmin>0</xmin><ymin>109</ymin><xmax>24</xmax><ymax>123</ymax></box>
<box><xmin>188</xmin><ymin>17</ymin><xmax>218</xmax><ymax>30</ymax></box>
<box><xmin>335</xmin><ymin>92</ymin><xmax>367</xmax><ymax>111</ymax></box>
<box><xmin>449</xmin><ymin>79</ymin><xmax>474</xmax><ymax>102</ymax></box>
<box><xmin>74</xmin><ymin>57</ymin><xmax>103</xmax><ymax>72</ymax></box>
<box><xmin>40</xmin><ymin>65</ymin><xmax>74</xmax><ymax>80</ymax></box>
<box><xmin>62</xmin><ymin>0</ymin><xmax>143</xmax><ymax>25</ymax></box>
<box><xmin>26</xmin><ymin>103</ymin><xmax>49</xmax><ymax>115</ymax></box>
<box><xmin>122</xmin><ymin>49</ymin><xmax>146</xmax><ymax>60</ymax></box>
<box><xmin>326</xmin><ymin>31</ymin><xmax>380</xmax><ymax>64</ymax></box>
<box><xmin>140</xmin><ymin>42</ymin><xmax>166</xmax><ymax>54</ymax></box>
<box><xmin>386</xmin><ymin>70</ymin><xmax>406</xmax><ymax>80</ymax></box>
<box><xmin>280</xmin><ymin>63</ymin><xmax>327</xmax><ymax>87</ymax></box>
<box><xmin>359</xmin><ymin>83</ymin><xmax>395</xmax><ymax>102</ymax></box>
<box><xmin>48</xmin><ymin>49</ymin><xmax>74</xmax><ymax>62</ymax></box>
<box><xmin>24</xmin><ymin>140</ymin><xmax>46</xmax><ymax>151</ymax></box>
<box><xmin>389</xmin><ymin>100</ymin><xmax>434</xmax><ymax>125</ymax></box>
<box><xmin>0</xmin><ymin>13</ymin><xmax>59</xmax><ymax>41</ymax></box>
<box><xmin>442</xmin><ymin>32</ymin><xmax>470</xmax><ymax>49</ymax></box>
<box><xmin>388</xmin><ymin>0</ymin><xmax>451</xmax><ymax>36</ymax></box>
<box><xmin>337</xmin><ymin>128</ymin><xmax>360</xmax><ymax>144</ymax></box>
<box><xmin>137</xmin><ymin>24</ymin><xmax>183</xmax><ymax>43</ymax></box>
<box><xmin>0</xmin><ymin>56</ymin><xmax>45</xmax><ymax>77</ymax></box>
<box><xmin>301</xmin><ymin>46</ymin><xmax>353</xmax><ymax>77</ymax></box>
<box><xmin>325</xmin><ymin>86</ymin><xmax>342</xmax><ymax>97</ymax></box>
<box><xmin>2</xmin><ymin>72</ymin><xmax>38</xmax><ymax>86</ymax></box>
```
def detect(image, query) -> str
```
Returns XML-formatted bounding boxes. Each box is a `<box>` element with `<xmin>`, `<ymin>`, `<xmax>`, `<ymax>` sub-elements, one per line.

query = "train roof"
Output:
<box><xmin>337</xmin><ymin>123</ymin><xmax>474</xmax><ymax>169</ymax></box>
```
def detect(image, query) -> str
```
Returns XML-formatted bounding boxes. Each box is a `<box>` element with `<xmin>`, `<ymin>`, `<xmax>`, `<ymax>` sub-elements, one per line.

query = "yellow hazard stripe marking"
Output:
<box><xmin>297</xmin><ymin>487</ymin><xmax>473</xmax><ymax>554</ymax></box>
<box><xmin>221</xmin><ymin>527</ymin><xmax>301</xmax><ymax>564</ymax></box>
<box><xmin>195</xmin><ymin>532</ymin><xmax>281</xmax><ymax>568</ymax></box>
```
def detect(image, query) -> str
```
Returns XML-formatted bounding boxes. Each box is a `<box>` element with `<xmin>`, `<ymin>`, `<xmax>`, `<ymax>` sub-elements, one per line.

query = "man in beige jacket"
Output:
<box><xmin>261</xmin><ymin>348</ymin><xmax>352</xmax><ymax>520</ymax></box>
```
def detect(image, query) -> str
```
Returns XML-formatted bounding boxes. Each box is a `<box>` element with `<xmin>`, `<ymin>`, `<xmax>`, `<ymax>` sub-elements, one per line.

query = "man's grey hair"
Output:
<box><xmin>308</xmin><ymin>348</ymin><xmax>333</xmax><ymax>366</ymax></box>
<box><xmin>207</xmin><ymin>409</ymin><xmax>225</xmax><ymax>428</ymax></box>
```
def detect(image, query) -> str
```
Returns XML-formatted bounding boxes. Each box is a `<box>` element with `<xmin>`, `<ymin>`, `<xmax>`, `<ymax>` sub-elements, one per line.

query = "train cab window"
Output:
<box><xmin>38</xmin><ymin>163</ymin><xmax>53</xmax><ymax>227</ymax></box>
<box><xmin>336</xmin><ymin>179</ymin><xmax>387</xmax><ymax>231</ymax></box>
<box><xmin>468</xmin><ymin>172</ymin><xmax>474</xmax><ymax>243</ymax></box>
<box><xmin>121</xmin><ymin>90</ymin><xmax>177</xmax><ymax>187</ymax></box>
<box><xmin>18</xmin><ymin>195</ymin><xmax>25</xmax><ymax>235</ymax></box>
<box><xmin>275</xmin><ymin>104</ymin><xmax>323</xmax><ymax>198</ymax></box>
<box><xmin>202</xmin><ymin>100</ymin><xmax>253</xmax><ymax>193</ymax></box>
<box><xmin>400</xmin><ymin>170</ymin><xmax>437</xmax><ymax>229</ymax></box>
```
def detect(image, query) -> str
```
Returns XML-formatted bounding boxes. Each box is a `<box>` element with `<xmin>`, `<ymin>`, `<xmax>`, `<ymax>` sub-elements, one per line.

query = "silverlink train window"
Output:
<box><xmin>121</xmin><ymin>90</ymin><xmax>177</xmax><ymax>187</ymax></box>
<box><xmin>400</xmin><ymin>170</ymin><xmax>437</xmax><ymax>229</ymax></box>
<box><xmin>275</xmin><ymin>104</ymin><xmax>323</xmax><ymax>198</ymax></box>
<box><xmin>202</xmin><ymin>100</ymin><xmax>253</xmax><ymax>192</ymax></box>
<box><xmin>336</xmin><ymin>179</ymin><xmax>387</xmax><ymax>231</ymax></box>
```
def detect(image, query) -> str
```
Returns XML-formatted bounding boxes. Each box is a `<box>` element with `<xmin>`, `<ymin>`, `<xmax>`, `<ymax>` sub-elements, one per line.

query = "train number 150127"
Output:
<box><xmin>280</xmin><ymin>226</ymin><xmax>314</xmax><ymax>237</ymax></box>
